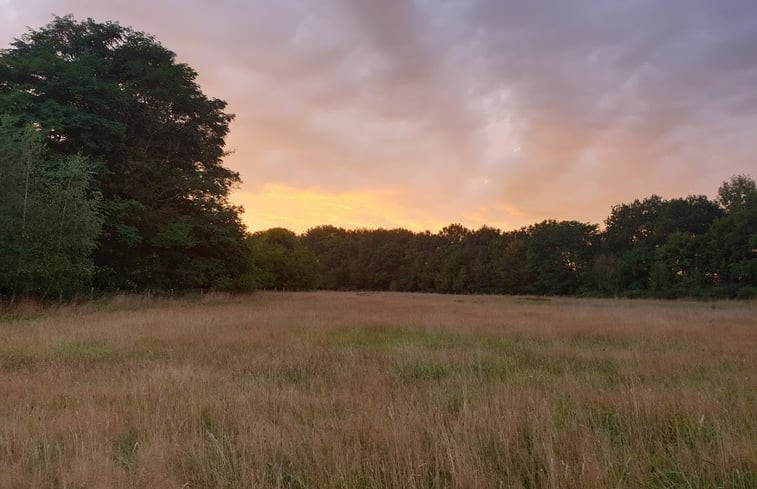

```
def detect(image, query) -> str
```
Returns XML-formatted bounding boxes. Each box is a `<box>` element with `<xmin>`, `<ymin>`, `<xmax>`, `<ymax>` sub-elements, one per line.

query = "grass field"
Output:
<box><xmin>1</xmin><ymin>292</ymin><xmax>756</xmax><ymax>488</ymax></box>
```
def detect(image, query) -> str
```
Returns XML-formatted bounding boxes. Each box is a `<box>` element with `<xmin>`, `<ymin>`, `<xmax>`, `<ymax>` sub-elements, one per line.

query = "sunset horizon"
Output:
<box><xmin>3</xmin><ymin>1</ymin><xmax>755</xmax><ymax>234</ymax></box>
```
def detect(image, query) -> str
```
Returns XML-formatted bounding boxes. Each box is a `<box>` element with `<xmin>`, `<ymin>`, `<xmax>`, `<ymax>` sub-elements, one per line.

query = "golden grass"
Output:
<box><xmin>0</xmin><ymin>292</ymin><xmax>756</xmax><ymax>488</ymax></box>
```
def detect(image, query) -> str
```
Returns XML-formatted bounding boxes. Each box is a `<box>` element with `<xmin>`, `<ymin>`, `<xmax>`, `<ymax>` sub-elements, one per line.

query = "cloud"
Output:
<box><xmin>0</xmin><ymin>0</ymin><xmax>18</xmax><ymax>22</ymax></box>
<box><xmin>3</xmin><ymin>0</ymin><xmax>757</xmax><ymax>232</ymax></box>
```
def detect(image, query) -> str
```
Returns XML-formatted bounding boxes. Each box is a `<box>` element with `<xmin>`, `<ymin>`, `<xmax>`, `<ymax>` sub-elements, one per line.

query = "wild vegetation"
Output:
<box><xmin>0</xmin><ymin>292</ymin><xmax>755</xmax><ymax>488</ymax></box>
<box><xmin>1</xmin><ymin>16</ymin><xmax>247</xmax><ymax>297</ymax></box>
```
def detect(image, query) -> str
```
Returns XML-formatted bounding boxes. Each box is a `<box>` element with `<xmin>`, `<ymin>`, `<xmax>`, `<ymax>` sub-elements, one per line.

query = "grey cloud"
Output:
<box><xmin>448</xmin><ymin>1</ymin><xmax>757</xmax><ymax>216</ymax></box>
<box><xmin>3</xmin><ymin>0</ymin><xmax>757</xmax><ymax>229</ymax></box>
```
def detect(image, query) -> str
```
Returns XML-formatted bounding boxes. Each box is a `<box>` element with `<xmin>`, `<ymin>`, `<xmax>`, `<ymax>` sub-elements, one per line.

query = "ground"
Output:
<box><xmin>1</xmin><ymin>292</ymin><xmax>756</xmax><ymax>488</ymax></box>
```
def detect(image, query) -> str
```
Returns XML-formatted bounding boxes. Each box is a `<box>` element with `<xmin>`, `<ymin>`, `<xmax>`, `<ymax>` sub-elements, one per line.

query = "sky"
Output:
<box><xmin>2</xmin><ymin>1</ymin><xmax>756</xmax><ymax>233</ymax></box>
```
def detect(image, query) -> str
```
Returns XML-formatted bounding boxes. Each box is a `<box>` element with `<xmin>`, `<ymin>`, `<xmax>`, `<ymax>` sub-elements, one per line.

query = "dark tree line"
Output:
<box><xmin>1</xmin><ymin>17</ymin><xmax>755</xmax><ymax>301</ymax></box>
<box><xmin>291</xmin><ymin>176</ymin><xmax>755</xmax><ymax>299</ymax></box>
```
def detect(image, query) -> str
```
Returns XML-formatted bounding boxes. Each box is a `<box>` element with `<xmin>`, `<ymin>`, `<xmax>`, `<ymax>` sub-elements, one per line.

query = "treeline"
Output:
<box><xmin>252</xmin><ymin>175</ymin><xmax>757</xmax><ymax>299</ymax></box>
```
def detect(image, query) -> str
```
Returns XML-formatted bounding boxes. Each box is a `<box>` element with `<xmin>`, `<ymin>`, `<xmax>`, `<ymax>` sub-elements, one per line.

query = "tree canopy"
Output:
<box><xmin>0</xmin><ymin>16</ymin><xmax>246</xmax><ymax>292</ymax></box>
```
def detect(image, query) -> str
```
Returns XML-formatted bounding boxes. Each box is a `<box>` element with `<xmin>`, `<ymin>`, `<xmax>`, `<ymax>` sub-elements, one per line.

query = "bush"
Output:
<box><xmin>735</xmin><ymin>286</ymin><xmax>757</xmax><ymax>300</ymax></box>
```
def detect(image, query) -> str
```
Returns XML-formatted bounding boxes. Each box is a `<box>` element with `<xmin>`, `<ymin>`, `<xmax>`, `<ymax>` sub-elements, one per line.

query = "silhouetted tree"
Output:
<box><xmin>717</xmin><ymin>174</ymin><xmax>756</xmax><ymax>213</ymax></box>
<box><xmin>705</xmin><ymin>175</ymin><xmax>757</xmax><ymax>296</ymax></box>
<box><xmin>0</xmin><ymin>16</ymin><xmax>246</xmax><ymax>291</ymax></box>
<box><xmin>526</xmin><ymin>220</ymin><xmax>597</xmax><ymax>295</ymax></box>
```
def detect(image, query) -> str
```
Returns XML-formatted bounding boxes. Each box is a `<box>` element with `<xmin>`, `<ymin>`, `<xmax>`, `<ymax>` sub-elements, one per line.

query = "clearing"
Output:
<box><xmin>1</xmin><ymin>292</ymin><xmax>755</xmax><ymax>488</ymax></box>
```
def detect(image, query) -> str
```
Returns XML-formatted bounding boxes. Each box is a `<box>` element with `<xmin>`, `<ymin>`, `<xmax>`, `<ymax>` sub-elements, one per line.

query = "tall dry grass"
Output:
<box><xmin>0</xmin><ymin>292</ymin><xmax>755</xmax><ymax>488</ymax></box>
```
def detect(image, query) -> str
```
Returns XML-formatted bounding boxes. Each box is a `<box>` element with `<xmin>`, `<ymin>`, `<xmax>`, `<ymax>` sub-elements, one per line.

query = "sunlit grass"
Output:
<box><xmin>0</xmin><ymin>292</ymin><xmax>755</xmax><ymax>488</ymax></box>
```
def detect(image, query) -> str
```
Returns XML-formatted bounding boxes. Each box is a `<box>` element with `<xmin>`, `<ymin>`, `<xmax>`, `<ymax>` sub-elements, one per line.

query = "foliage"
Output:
<box><xmin>0</xmin><ymin>116</ymin><xmax>101</xmax><ymax>298</ymax></box>
<box><xmin>717</xmin><ymin>174</ymin><xmax>756</xmax><ymax>213</ymax></box>
<box><xmin>246</xmin><ymin>228</ymin><xmax>320</xmax><ymax>291</ymax></box>
<box><xmin>706</xmin><ymin>177</ymin><xmax>757</xmax><ymax>288</ymax></box>
<box><xmin>526</xmin><ymin>220</ymin><xmax>597</xmax><ymax>295</ymax></box>
<box><xmin>0</xmin><ymin>16</ymin><xmax>247</xmax><ymax>292</ymax></box>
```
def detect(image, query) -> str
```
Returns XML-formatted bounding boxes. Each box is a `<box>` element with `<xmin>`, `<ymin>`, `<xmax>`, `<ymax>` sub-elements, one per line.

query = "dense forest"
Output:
<box><xmin>1</xmin><ymin>17</ymin><xmax>756</xmax><ymax>301</ymax></box>
<box><xmin>250</xmin><ymin>175</ymin><xmax>757</xmax><ymax>299</ymax></box>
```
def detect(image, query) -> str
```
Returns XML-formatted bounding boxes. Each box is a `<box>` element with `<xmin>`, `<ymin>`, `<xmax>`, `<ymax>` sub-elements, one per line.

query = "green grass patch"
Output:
<box><xmin>660</xmin><ymin>413</ymin><xmax>719</xmax><ymax>448</ymax></box>
<box><xmin>0</xmin><ymin>315</ymin><xmax>37</xmax><ymax>325</ymax></box>
<box><xmin>567</xmin><ymin>332</ymin><xmax>635</xmax><ymax>349</ymax></box>
<box><xmin>51</xmin><ymin>340</ymin><xmax>121</xmax><ymax>365</ymax></box>
<box><xmin>398</xmin><ymin>361</ymin><xmax>455</xmax><ymax>381</ymax></box>
<box><xmin>646</xmin><ymin>467</ymin><xmax>757</xmax><ymax>489</ymax></box>
<box><xmin>467</xmin><ymin>357</ymin><xmax>517</xmax><ymax>381</ymax></box>
<box><xmin>240</xmin><ymin>359</ymin><xmax>336</xmax><ymax>387</ymax></box>
<box><xmin>513</xmin><ymin>349</ymin><xmax>622</xmax><ymax>384</ymax></box>
<box><xmin>128</xmin><ymin>337</ymin><xmax>174</xmax><ymax>362</ymax></box>
<box><xmin>590</xmin><ymin>409</ymin><xmax>630</xmax><ymax>446</ymax></box>
<box><xmin>112</xmin><ymin>427</ymin><xmax>141</xmax><ymax>470</ymax></box>
<box><xmin>0</xmin><ymin>349</ymin><xmax>39</xmax><ymax>371</ymax></box>
<box><xmin>328</xmin><ymin>326</ymin><xmax>463</xmax><ymax>350</ymax></box>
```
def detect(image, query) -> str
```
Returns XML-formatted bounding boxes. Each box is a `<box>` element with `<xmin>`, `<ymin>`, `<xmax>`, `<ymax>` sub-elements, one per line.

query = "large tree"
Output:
<box><xmin>0</xmin><ymin>16</ymin><xmax>247</xmax><ymax>291</ymax></box>
<box><xmin>602</xmin><ymin>195</ymin><xmax>722</xmax><ymax>293</ymax></box>
<box><xmin>526</xmin><ymin>220</ymin><xmax>598</xmax><ymax>295</ymax></box>
<box><xmin>706</xmin><ymin>175</ymin><xmax>757</xmax><ymax>294</ymax></box>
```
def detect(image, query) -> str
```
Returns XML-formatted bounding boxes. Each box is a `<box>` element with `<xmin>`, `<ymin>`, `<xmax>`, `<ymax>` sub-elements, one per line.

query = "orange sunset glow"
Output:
<box><xmin>3</xmin><ymin>0</ymin><xmax>756</xmax><ymax>233</ymax></box>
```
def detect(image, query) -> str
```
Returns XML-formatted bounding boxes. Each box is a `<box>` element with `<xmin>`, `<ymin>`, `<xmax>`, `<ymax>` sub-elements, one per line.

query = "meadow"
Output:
<box><xmin>0</xmin><ymin>292</ymin><xmax>755</xmax><ymax>488</ymax></box>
